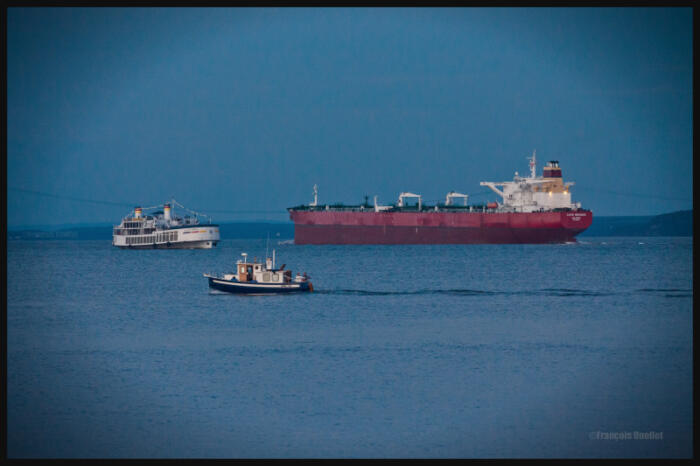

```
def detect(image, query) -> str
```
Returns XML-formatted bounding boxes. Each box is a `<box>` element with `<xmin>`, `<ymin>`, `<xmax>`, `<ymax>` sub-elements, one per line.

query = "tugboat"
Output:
<box><xmin>204</xmin><ymin>250</ymin><xmax>313</xmax><ymax>294</ymax></box>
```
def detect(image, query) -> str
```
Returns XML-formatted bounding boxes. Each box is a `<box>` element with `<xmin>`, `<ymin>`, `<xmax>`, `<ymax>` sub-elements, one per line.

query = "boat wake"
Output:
<box><xmin>317</xmin><ymin>289</ymin><xmax>498</xmax><ymax>296</ymax></box>
<box><xmin>636</xmin><ymin>288</ymin><xmax>692</xmax><ymax>292</ymax></box>
<box><xmin>316</xmin><ymin>288</ymin><xmax>621</xmax><ymax>297</ymax></box>
<box><xmin>636</xmin><ymin>288</ymin><xmax>693</xmax><ymax>298</ymax></box>
<box><xmin>314</xmin><ymin>287</ymin><xmax>693</xmax><ymax>298</ymax></box>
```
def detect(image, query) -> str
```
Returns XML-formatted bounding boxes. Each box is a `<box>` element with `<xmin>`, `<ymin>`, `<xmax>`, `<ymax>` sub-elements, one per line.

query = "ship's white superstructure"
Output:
<box><xmin>112</xmin><ymin>199</ymin><xmax>220</xmax><ymax>249</ymax></box>
<box><xmin>479</xmin><ymin>151</ymin><xmax>582</xmax><ymax>213</ymax></box>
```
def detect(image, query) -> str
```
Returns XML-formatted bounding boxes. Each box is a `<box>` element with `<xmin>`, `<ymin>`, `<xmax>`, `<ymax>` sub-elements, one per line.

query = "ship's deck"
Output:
<box><xmin>288</xmin><ymin>204</ymin><xmax>588</xmax><ymax>213</ymax></box>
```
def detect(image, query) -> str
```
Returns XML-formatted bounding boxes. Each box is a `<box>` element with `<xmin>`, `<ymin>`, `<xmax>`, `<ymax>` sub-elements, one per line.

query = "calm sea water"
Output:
<box><xmin>7</xmin><ymin>237</ymin><xmax>693</xmax><ymax>458</ymax></box>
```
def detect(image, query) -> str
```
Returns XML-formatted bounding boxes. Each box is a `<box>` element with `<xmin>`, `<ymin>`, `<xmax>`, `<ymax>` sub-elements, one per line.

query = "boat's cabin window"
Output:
<box><xmin>263</xmin><ymin>272</ymin><xmax>271</xmax><ymax>282</ymax></box>
<box><xmin>254</xmin><ymin>265</ymin><xmax>261</xmax><ymax>271</ymax></box>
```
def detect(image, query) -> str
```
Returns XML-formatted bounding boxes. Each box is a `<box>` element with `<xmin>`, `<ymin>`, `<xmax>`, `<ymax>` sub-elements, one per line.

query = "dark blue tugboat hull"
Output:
<box><xmin>207</xmin><ymin>277</ymin><xmax>311</xmax><ymax>294</ymax></box>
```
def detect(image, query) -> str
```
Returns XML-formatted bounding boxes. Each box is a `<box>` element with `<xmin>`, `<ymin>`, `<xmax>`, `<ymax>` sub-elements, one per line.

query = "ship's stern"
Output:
<box><xmin>562</xmin><ymin>210</ymin><xmax>593</xmax><ymax>239</ymax></box>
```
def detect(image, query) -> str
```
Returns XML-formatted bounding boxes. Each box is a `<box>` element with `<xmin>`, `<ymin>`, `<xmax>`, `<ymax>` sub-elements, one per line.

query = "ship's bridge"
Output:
<box><xmin>480</xmin><ymin>154</ymin><xmax>580</xmax><ymax>213</ymax></box>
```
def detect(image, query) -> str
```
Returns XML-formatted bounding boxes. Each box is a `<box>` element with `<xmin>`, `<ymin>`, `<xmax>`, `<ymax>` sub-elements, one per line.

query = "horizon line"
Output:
<box><xmin>6</xmin><ymin>209</ymin><xmax>692</xmax><ymax>232</ymax></box>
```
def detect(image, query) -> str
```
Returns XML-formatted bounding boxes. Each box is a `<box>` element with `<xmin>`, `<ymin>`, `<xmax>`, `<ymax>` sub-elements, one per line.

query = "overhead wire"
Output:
<box><xmin>9</xmin><ymin>187</ymin><xmax>288</xmax><ymax>215</ymax></box>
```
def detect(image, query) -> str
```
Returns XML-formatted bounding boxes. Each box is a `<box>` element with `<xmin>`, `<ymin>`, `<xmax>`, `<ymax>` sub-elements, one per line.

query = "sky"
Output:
<box><xmin>7</xmin><ymin>7</ymin><xmax>693</xmax><ymax>227</ymax></box>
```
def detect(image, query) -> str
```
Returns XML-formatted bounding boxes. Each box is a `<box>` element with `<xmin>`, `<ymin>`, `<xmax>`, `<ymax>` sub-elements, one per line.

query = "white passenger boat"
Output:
<box><xmin>113</xmin><ymin>199</ymin><xmax>219</xmax><ymax>249</ymax></box>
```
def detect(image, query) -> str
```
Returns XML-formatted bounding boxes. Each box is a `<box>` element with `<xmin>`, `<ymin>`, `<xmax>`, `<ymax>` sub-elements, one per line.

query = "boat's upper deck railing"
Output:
<box><xmin>116</xmin><ymin>199</ymin><xmax>211</xmax><ymax>228</ymax></box>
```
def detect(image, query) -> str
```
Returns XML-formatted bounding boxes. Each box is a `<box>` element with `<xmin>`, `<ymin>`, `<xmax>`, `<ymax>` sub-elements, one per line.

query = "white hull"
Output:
<box><xmin>113</xmin><ymin>225</ymin><xmax>220</xmax><ymax>249</ymax></box>
<box><xmin>116</xmin><ymin>239</ymin><xmax>217</xmax><ymax>249</ymax></box>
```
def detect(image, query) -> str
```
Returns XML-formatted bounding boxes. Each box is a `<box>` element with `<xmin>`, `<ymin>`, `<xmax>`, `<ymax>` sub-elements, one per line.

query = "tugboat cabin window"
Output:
<box><xmin>263</xmin><ymin>272</ymin><xmax>271</xmax><ymax>282</ymax></box>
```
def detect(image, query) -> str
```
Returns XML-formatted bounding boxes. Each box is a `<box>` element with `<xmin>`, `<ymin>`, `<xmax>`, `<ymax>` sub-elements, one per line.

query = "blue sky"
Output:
<box><xmin>7</xmin><ymin>7</ymin><xmax>693</xmax><ymax>227</ymax></box>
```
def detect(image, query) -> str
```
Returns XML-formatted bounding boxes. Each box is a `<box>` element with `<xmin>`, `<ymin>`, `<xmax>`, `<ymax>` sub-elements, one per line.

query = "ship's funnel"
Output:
<box><xmin>543</xmin><ymin>161</ymin><xmax>562</xmax><ymax>178</ymax></box>
<box><xmin>164</xmin><ymin>204</ymin><xmax>172</xmax><ymax>221</ymax></box>
<box><xmin>134</xmin><ymin>207</ymin><xmax>142</xmax><ymax>219</ymax></box>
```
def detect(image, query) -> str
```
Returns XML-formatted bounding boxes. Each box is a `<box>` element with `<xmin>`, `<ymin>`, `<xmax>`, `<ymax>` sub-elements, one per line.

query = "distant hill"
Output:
<box><xmin>645</xmin><ymin>210</ymin><xmax>693</xmax><ymax>236</ymax></box>
<box><xmin>7</xmin><ymin>210</ymin><xmax>692</xmax><ymax>240</ymax></box>
<box><xmin>580</xmin><ymin>210</ymin><xmax>692</xmax><ymax>236</ymax></box>
<box><xmin>218</xmin><ymin>222</ymin><xmax>294</xmax><ymax>239</ymax></box>
<box><xmin>8</xmin><ymin>222</ymin><xmax>295</xmax><ymax>241</ymax></box>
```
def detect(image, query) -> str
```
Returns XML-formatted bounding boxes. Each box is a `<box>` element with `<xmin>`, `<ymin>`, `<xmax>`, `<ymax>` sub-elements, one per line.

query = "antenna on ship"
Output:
<box><xmin>310</xmin><ymin>184</ymin><xmax>318</xmax><ymax>207</ymax></box>
<box><xmin>529</xmin><ymin>150</ymin><xmax>537</xmax><ymax>179</ymax></box>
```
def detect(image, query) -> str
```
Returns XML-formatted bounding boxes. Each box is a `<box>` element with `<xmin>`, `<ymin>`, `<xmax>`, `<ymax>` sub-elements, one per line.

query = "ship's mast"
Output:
<box><xmin>529</xmin><ymin>150</ymin><xmax>537</xmax><ymax>179</ymax></box>
<box><xmin>310</xmin><ymin>184</ymin><xmax>318</xmax><ymax>207</ymax></box>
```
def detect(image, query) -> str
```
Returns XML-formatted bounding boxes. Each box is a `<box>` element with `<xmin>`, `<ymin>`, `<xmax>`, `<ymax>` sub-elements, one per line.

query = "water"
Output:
<box><xmin>7</xmin><ymin>237</ymin><xmax>693</xmax><ymax>458</ymax></box>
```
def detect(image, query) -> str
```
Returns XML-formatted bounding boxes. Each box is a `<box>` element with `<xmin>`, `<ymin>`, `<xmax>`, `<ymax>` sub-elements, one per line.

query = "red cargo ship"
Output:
<box><xmin>288</xmin><ymin>153</ymin><xmax>593</xmax><ymax>244</ymax></box>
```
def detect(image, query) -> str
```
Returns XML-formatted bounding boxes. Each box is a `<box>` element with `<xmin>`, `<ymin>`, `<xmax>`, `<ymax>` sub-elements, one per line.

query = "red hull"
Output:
<box><xmin>288</xmin><ymin>210</ymin><xmax>593</xmax><ymax>244</ymax></box>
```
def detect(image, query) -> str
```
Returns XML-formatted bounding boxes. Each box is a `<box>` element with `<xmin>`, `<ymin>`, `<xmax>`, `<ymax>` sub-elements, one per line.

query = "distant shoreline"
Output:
<box><xmin>7</xmin><ymin>222</ymin><xmax>294</xmax><ymax>241</ymax></box>
<box><xmin>7</xmin><ymin>210</ymin><xmax>692</xmax><ymax>240</ymax></box>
